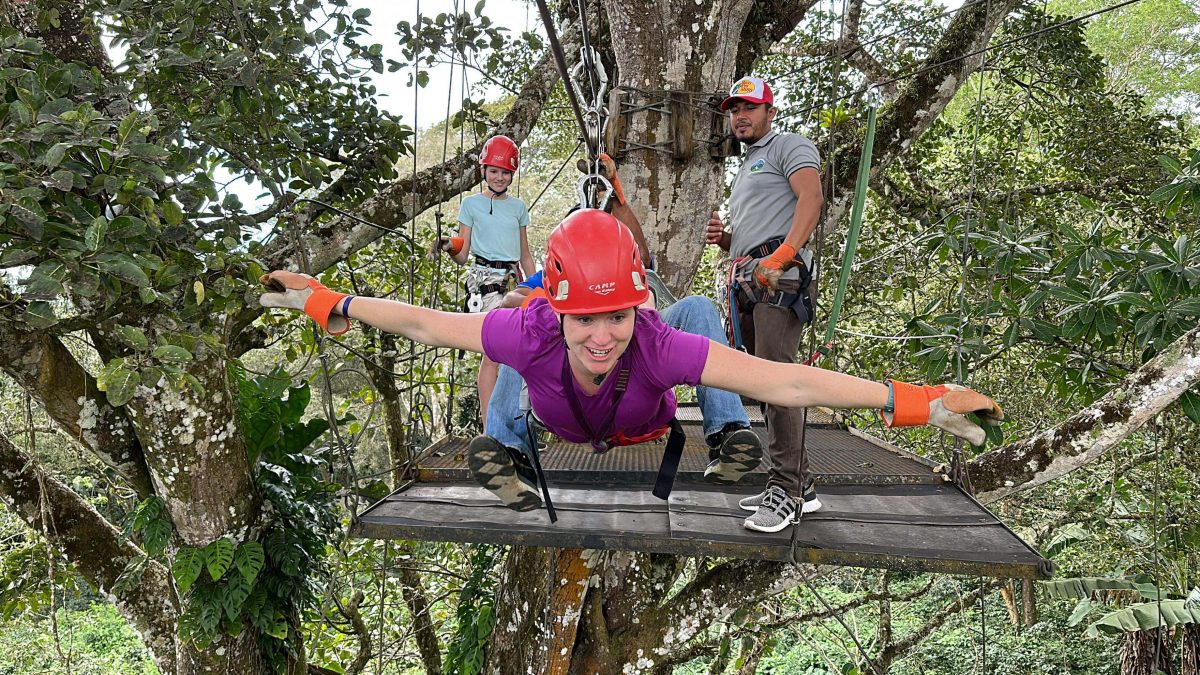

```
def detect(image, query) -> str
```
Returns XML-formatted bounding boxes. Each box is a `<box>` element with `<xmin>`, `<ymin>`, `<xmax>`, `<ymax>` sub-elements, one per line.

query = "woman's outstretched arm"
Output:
<box><xmin>259</xmin><ymin>270</ymin><xmax>486</xmax><ymax>353</ymax></box>
<box><xmin>699</xmin><ymin>340</ymin><xmax>1002</xmax><ymax>444</ymax></box>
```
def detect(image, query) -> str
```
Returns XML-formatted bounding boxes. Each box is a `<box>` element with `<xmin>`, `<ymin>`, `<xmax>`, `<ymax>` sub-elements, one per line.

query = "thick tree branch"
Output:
<box><xmin>970</xmin><ymin>325</ymin><xmax>1200</xmax><ymax>503</ymax></box>
<box><xmin>257</xmin><ymin>46</ymin><xmax>565</xmax><ymax>277</ymax></box>
<box><xmin>736</xmin><ymin>0</ymin><xmax>821</xmax><ymax>76</ymax></box>
<box><xmin>873</xmin><ymin>579</ymin><xmax>1001</xmax><ymax>671</ymax></box>
<box><xmin>0</xmin><ymin>308</ymin><xmax>153</xmax><ymax>496</ymax></box>
<box><xmin>0</xmin><ymin>431</ymin><xmax>179</xmax><ymax>673</ymax></box>
<box><xmin>819</xmin><ymin>0</ymin><xmax>1022</xmax><ymax>234</ymax></box>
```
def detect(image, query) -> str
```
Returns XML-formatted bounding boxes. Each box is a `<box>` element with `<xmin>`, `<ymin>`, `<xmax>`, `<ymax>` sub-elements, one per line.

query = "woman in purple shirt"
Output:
<box><xmin>261</xmin><ymin>210</ymin><xmax>1003</xmax><ymax>528</ymax></box>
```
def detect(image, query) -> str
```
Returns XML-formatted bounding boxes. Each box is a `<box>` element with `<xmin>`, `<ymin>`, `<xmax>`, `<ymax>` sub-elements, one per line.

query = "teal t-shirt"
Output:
<box><xmin>458</xmin><ymin>193</ymin><xmax>530</xmax><ymax>262</ymax></box>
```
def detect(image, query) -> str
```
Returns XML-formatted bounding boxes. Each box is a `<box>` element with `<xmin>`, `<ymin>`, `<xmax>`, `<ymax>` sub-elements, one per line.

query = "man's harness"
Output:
<box><xmin>726</xmin><ymin>236</ymin><xmax>814</xmax><ymax>350</ymax></box>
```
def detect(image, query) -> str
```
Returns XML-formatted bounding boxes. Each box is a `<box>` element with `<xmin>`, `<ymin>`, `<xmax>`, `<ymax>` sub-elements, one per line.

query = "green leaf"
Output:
<box><xmin>1087</xmin><ymin>600</ymin><xmax>1200</xmax><ymax>637</ymax></box>
<box><xmin>98</xmin><ymin>360</ymin><xmax>140</xmax><ymax>407</ymax></box>
<box><xmin>205</xmin><ymin>539</ymin><xmax>235</xmax><ymax>581</ymax></box>
<box><xmin>1067</xmin><ymin>598</ymin><xmax>1097</xmax><ymax>627</ymax></box>
<box><xmin>162</xmin><ymin>200</ymin><xmax>184</xmax><ymax>226</ymax></box>
<box><xmin>116</xmin><ymin>325</ymin><xmax>149</xmax><ymax>350</ymax></box>
<box><xmin>127</xmin><ymin>143</ymin><xmax>169</xmax><ymax>160</ymax></box>
<box><xmin>1041</xmin><ymin>576</ymin><xmax>1144</xmax><ymax>600</ymax></box>
<box><xmin>48</xmin><ymin>169</ymin><xmax>75</xmax><ymax>191</ymax></box>
<box><xmin>221</xmin><ymin>573</ymin><xmax>251</xmax><ymax>621</ymax></box>
<box><xmin>233</xmin><ymin>542</ymin><xmax>265</xmax><ymax>585</ymax></box>
<box><xmin>173</xmin><ymin>548</ymin><xmax>204</xmax><ymax>595</ymax></box>
<box><xmin>1156</xmin><ymin>154</ymin><xmax>1183</xmax><ymax>174</ymax></box>
<box><xmin>21</xmin><ymin>301</ymin><xmax>58</xmax><ymax>329</ymax></box>
<box><xmin>108</xmin><ymin>215</ymin><xmax>146</xmax><ymax>239</ymax></box>
<box><xmin>84</xmin><ymin>217</ymin><xmax>108</xmax><ymax>251</ymax></box>
<box><xmin>42</xmin><ymin>142</ymin><xmax>69</xmax><ymax>168</ymax></box>
<box><xmin>153</xmin><ymin>344</ymin><xmax>193</xmax><ymax>364</ymax></box>
<box><xmin>1180</xmin><ymin>391</ymin><xmax>1200</xmax><ymax>426</ymax></box>
<box><xmin>143</xmin><ymin>518</ymin><xmax>171</xmax><ymax>557</ymax></box>
<box><xmin>99</xmin><ymin>255</ymin><xmax>150</xmax><ymax>287</ymax></box>
<box><xmin>262</xmin><ymin>611</ymin><xmax>288</xmax><ymax>639</ymax></box>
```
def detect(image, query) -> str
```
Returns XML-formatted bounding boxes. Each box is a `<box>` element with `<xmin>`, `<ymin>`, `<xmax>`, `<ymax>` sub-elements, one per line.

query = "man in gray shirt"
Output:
<box><xmin>706</xmin><ymin>75</ymin><xmax>824</xmax><ymax>533</ymax></box>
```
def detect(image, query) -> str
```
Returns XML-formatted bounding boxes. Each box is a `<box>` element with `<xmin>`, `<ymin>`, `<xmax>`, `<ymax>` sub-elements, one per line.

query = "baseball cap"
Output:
<box><xmin>719</xmin><ymin>76</ymin><xmax>774</xmax><ymax>111</ymax></box>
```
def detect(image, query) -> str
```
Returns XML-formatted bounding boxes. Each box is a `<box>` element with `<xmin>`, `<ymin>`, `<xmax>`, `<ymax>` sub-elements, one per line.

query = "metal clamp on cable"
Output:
<box><xmin>571</xmin><ymin>46</ymin><xmax>609</xmax><ymax>145</ymax></box>
<box><xmin>575</xmin><ymin>173</ymin><xmax>613</xmax><ymax>212</ymax></box>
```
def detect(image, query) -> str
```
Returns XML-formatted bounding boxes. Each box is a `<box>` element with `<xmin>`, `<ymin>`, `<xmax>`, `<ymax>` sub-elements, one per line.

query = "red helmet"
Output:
<box><xmin>479</xmin><ymin>135</ymin><xmax>519</xmax><ymax>171</ymax></box>
<box><xmin>544</xmin><ymin>210</ymin><xmax>649</xmax><ymax>314</ymax></box>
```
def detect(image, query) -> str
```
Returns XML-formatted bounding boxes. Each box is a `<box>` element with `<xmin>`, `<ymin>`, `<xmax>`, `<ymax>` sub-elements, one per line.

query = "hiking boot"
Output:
<box><xmin>703</xmin><ymin>426</ymin><xmax>763</xmax><ymax>485</ymax></box>
<box><xmin>739</xmin><ymin>480</ymin><xmax>821</xmax><ymax>514</ymax></box>
<box><xmin>742</xmin><ymin>485</ymin><xmax>799</xmax><ymax>533</ymax></box>
<box><xmin>466</xmin><ymin>435</ymin><xmax>542</xmax><ymax>512</ymax></box>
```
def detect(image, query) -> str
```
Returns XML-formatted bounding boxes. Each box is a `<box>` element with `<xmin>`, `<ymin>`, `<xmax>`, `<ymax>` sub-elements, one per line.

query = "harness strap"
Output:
<box><xmin>651</xmin><ymin>419</ymin><xmax>686</xmax><ymax>500</ymax></box>
<box><xmin>522</xmin><ymin>409</ymin><xmax>557</xmax><ymax>523</ymax></box>
<box><xmin>473</xmin><ymin>255</ymin><xmax>519</xmax><ymax>271</ymax></box>
<box><xmin>560</xmin><ymin>350</ymin><xmax>631</xmax><ymax>454</ymax></box>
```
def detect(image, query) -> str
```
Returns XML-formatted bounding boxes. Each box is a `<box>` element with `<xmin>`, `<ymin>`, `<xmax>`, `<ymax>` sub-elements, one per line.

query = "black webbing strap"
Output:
<box><xmin>560</xmin><ymin>351</ymin><xmax>631</xmax><ymax>454</ymax></box>
<box><xmin>651</xmin><ymin>418</ymin><xmax>686</xmax><ymax>500</ymax></box>
<box><xmin>522</xmin><ymin>409</ymin><xmax>557</xmax><ymax>523</ymax></box>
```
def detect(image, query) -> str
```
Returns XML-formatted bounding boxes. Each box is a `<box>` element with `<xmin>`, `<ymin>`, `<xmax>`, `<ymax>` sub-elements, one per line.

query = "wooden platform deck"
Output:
<box><xmin>353</xmin><ymin>406</ymin><xmax>1052</xmax><ymax>579</ymax></box>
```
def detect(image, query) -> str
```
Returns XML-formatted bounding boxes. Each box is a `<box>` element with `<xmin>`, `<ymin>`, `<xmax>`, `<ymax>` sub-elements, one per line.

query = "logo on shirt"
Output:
<box><xmin>589</xmin><ymin>282</ymin><xmax>616</xmax><ymax>296</ymax></box>
<box><xmin>749</xmin><ymin>159</ymin><xmax>766</xmax><ymax>173</ymax></box>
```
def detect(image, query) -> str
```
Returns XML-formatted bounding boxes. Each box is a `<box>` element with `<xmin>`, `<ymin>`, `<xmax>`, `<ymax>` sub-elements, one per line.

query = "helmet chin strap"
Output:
<box><xmin>486</xmin><ymin>185</ymin><xmax>507</xmax><ymax>214</ymax></box>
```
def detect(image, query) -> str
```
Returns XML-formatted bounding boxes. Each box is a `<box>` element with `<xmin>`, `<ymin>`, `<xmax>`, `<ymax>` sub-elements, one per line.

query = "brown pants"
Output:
<box><xmin>736</xmin><ymin>278</ymin><xmax>809</xmax><ymax>497</ymax></box>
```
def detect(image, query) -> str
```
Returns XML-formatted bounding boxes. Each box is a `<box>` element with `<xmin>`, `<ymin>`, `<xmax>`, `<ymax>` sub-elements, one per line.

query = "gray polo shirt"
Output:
<box><xmin>727</xmin><ymin>130</ymin><xmax>821</xmax><ymax>279</ymax></box>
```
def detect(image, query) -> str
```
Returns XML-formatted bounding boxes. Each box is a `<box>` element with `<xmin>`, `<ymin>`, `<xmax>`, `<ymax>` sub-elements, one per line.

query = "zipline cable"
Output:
<box><xmin>780</xmin><ymin>0</ymin><xmax>993</xmax><ymax>78</ymax></box>
<box><xmin>780</xmin><ymin>0</ymin><xmax>1148</xmax><ymax>122</ymax></box>
<box><xmin>534</xmin><ymin>0</ymin><xmax>597</xmax><ymax>156</ymax></box>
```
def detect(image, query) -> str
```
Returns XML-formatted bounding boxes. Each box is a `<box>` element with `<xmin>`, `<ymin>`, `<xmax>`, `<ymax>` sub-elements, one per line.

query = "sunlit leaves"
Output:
<box><xmin>97</xmin><ymin>358</ymin><xmax>140</xmax><ymax>407</ymax></box>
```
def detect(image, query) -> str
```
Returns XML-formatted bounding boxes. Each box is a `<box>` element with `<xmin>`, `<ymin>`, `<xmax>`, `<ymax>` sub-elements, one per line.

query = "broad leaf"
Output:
<box><xmin>172</xmin><ymin>548</ymin><xmax>203</xmax><ymax>595</ymax></box>
<box><xmin>204</xmin><ymin>538</ymin><xmax>235</xmax><ymax>581</ymax></box>
<box><xmin>221</xmin><ymin>573</ymin><xmax>251</xmax><ymax>622</ymax></box>
<box><xmin>233</xmin><ymin>542</ymin><xmax>265</xmax><ymax>585</ymax></box>
<box><xmin>1087</xmin><ymin>600</ymin><xmax>1200</xmax><ymax>637</ymax></box>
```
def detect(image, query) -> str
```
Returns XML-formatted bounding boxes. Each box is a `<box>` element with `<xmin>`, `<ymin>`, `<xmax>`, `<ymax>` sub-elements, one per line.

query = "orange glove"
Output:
<box><xmin>753</xmin><ymin>243</ymin><xmax>798</xmax><ymax>290</ymax></box>
<box><xmin>259</xmin><ymin>271</ymin><xmax>350</xmax><ymax>336</ymax></box>
<box><xmin>436</xmin><ymin>235</ymin><xmax>464</xmax><ymax>256</ymax></box>
<box><xmin>881</xmin><ymin>380</ymin><xmax>1004</xmax><ymax>445</ymax></box>
<box><xmin>597</xmin><ymin>153</ymin><xmax>625</xmax><ymax>205</ymax></box>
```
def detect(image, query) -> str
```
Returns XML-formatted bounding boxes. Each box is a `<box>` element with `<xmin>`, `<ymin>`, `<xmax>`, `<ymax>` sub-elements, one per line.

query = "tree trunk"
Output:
<box><xmin>1120</xmin><ymin>628</ymin><xmax>1175</xmax><ymax>675</ymax></box>
<box><xmin>600</xmin><ymin>0</ymin><xmax>754</xmax><ymax>296</ymax></box>
<box><xmin>1182</xmin><ymin>624</ymin><xmax>1200</xmax><ymax>675</ymax></box>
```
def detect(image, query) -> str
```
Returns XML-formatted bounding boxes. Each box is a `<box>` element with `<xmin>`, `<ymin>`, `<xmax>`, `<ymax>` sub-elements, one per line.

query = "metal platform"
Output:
<box><xmin>353</xmin><ymin>405</ymin><xmax>1051</xmax><ymax>579</ymax></box>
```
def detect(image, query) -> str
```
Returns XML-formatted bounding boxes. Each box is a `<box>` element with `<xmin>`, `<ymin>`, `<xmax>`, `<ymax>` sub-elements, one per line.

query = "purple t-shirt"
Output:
<box><xmin>481</xmin><ymin>298</ymin><xmax>710</xmax><ymax>443</ymax></box>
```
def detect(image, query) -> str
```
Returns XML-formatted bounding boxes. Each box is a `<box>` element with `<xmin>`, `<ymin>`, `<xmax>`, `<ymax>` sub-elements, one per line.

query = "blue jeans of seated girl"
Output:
<box><xmin>484</xmin><ymin>296</ymin><xmax>750</xmax><ymax>450</ymax></box>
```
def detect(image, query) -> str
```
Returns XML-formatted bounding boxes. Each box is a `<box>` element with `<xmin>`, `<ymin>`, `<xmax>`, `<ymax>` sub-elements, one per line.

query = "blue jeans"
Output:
<box><xmin>484</xmin><ymin>296</ymin><xmax>750</xmax><ymax>449</ymax></box>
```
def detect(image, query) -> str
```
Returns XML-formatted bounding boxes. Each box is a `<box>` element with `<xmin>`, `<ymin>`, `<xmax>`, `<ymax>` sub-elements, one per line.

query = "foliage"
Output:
<box><xmin>131</xmin><ymin>365</ymin><xmax>339</xmax><ymax>667</ymax></box>
<box><xmin>0</xmin><ymin>601</ymin><xmax>158</xmax><ymax>675</ymax></box>
<box><xmin>442</xmin><ymin>544</ymin><xmax>501</xmax><ymax>675</ymax></box>
<box><xmin>1051</xmin><ymin>0</ymin><xmax>1200</xmax><ymax>118</ymax></box>
<box><xmin>1151</xmin><ymin>149</ymin><xmax>1200</xmax><ymax>218</ymax></box>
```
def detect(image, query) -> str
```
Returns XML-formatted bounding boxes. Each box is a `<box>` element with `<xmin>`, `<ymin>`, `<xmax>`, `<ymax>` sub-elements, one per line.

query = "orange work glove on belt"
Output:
<box><xmin>753</xmin><ymin>243</ymin><xmax>798</xmax><ymax>290</ymax></box>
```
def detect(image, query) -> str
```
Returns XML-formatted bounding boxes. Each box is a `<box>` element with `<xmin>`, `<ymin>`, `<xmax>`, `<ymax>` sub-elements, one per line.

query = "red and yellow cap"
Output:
<box><xmin>719</xmin><ymin>76</ymin><xmax>774</xmax><ymax>111</ymax></box>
